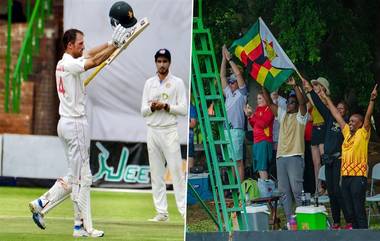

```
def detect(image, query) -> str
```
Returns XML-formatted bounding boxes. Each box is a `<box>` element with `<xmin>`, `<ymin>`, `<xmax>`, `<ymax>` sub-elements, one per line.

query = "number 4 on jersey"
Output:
<box><xmin>57</xmin><ymin>76</ymin><xmax>65</xmax><ymax>94</ymax></box>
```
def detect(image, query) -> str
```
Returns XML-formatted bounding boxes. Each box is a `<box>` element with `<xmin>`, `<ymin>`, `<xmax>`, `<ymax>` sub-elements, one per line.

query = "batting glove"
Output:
<box><xmin>111</xmin><ymin>24</ymin><xmax>128</xmax><ymax>47</ymax></box>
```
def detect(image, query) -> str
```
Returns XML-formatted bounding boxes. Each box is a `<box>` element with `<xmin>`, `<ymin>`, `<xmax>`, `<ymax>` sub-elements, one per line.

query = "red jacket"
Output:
<box><xmin>304</xmin><ymin>121</ymin><xmax>313</xmax><ymax>141</ymax></box>
<box><xmin>304</xmin><ymin>107</ymin><xmax>313</xmax><ymax>141</ymax></box>
<box><xmin>248</xmin><ymin>105</ymin><xmax>274</xmax><ymax>143</ymax></box>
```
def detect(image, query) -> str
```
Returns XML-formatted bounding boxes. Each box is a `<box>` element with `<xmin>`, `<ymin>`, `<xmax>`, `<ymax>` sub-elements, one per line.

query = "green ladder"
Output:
<box><xmin>190</xmin><ymin>3</ymin><xmax>248</xmax><ymax>232</ymax></box>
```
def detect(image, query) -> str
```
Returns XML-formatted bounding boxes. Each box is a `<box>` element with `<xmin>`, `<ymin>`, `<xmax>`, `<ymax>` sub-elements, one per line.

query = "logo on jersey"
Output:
<box><xmin>162</xmin><ymin>93</ymin><xmax>169</xmax><ymax>100</ymax></box>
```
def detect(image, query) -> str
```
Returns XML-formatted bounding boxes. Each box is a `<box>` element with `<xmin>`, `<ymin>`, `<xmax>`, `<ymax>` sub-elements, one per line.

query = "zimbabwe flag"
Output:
<box><xmin>230</xmin><ymin>17</ymin><xmax>296</xmax><ymax>92</ymax></box>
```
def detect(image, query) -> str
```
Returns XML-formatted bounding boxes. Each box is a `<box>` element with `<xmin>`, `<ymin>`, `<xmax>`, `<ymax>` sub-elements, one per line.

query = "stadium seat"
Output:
<box><xmin>366</xmin><ymin>162</ymin><xmax>380</xmax><ymax>227</ymax></box>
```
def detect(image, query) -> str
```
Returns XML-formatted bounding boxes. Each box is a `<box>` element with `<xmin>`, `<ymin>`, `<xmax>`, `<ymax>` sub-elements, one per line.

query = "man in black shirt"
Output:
<box><xmin>302</xmin><ymin>78</ymin><xmax>351</xmax><ymax>229</ymax></box>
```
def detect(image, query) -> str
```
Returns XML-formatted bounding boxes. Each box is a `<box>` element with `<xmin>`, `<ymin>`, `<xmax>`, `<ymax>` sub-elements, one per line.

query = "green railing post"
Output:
<box><xmin>5</xmin><ymin>0</ymin><xmax>12</xmax><ymax>113</ymax></box>
<box><xmin>26</xmin><ymin>0</ymin><xmax>31</xmax><ymax>21</ymax></box>
<box><xmin>188</xmin><ymin>182</ymin><xmax>219</xmax><ymax>227</ymax></box>
<box><xmin>5</xmin><ymin>0</ymin><xmax>52</xmax><ymax>113</ymax></box>
<box><xmin>12</xmin><ymin>0</ymin><xmax>42</xmax><ymax>112</ymax></box>
<box><xmin>198</xmin><ymin>0</ymin><xmax>202</xmax><ymax>26</ymax></box>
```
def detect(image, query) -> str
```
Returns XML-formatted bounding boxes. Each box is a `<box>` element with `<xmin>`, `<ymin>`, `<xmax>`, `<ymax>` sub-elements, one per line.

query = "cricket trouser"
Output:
<box><xmin>147</xmin><ymin>125</ymin><xmax>186</xmax><ymax>216</ymax></box>
<box><xmin>56</xmin><ymin>116</ymin><xmax>94</xmax><ymax>231</ymax></box>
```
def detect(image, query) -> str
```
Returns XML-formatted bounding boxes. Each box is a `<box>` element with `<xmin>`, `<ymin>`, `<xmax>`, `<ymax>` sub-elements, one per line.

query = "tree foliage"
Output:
<box><xmin>200</xmin><ymin>0</ymin><xmax>379</xmax><ymax>114</ymax></box>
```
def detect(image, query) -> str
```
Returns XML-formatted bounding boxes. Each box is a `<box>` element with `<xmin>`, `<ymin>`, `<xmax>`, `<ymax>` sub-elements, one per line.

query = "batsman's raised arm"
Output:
<box><xmin>84</xmin><ymin>43</ymin><xmax>109</xmax><ymax>59</ymax></box>
<box><xmin>83</xmin><ymin>24</ymin><xmax>129</xmax><ymax>71</ymax></box>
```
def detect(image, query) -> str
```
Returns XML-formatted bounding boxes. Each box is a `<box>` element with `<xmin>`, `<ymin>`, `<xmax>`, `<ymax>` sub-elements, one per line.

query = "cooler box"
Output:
<box><xmin>187</xmin><ymin>173</ymin><xmax>213</xmax><ymax>205</ymax></box>
<box><xmin>243</xmin><ymin>204</ymin><xmax>270</xmax><ymax>231</ymax></box>
<box><xmin>296</xmin><ymin>205</ymin><xmax>328</xmax><ymax>230</ymax></box>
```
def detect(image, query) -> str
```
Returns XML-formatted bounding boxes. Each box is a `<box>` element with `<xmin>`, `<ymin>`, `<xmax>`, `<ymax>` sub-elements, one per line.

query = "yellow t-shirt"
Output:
<box><xmin>341</xmin><ymin>124</ymin><xmax>370</xmax><ymax>177</ymax></box>
<box><xmin>311</xmin><ymin>106</ymin><xmax>324</xmax><ymax>125</ymax></box>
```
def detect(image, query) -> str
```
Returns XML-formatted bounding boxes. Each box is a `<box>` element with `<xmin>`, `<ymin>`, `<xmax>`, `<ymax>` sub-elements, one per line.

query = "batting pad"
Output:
<box><xmin>77</xmin><ymin>185</ymin><xmax>93</xmax><ymax>232</ymax></box>
<box><xmin>40</xmin><ymin>177</ymin><xmax>71</xmax><ymax>215</ymax></box>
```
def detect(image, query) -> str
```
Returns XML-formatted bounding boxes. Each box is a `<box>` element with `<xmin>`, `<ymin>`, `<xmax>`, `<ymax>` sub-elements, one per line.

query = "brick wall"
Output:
<box><xmin>0</xmin><ymin>21</ymin><xmax>33</xmax><ymax>134</ymax></box>
<box><xmin>31</xmin><ymin>24</ymin><xmax>60</xmax><ymax>135</ymax></box>
<box><xmin>32</xmin><ymin>0</ymin><xmax>63</xmax><ymax>135</ymax></box>
<box><xmin>0</xmin><ymin>82</ymin><xmax>34</xmax><ymax>134</ymax></box>
<box><xmin>0</xmin><ymin>1</ymin><xmax>63</xmax><ymax>135</ymax></box>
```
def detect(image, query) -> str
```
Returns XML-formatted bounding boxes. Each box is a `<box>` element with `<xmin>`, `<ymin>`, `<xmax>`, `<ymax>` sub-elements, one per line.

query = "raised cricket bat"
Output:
<box><xmin>84</xmin><ymin>17</ymin><xmax>150</xmax><ymax>86</ymax></box>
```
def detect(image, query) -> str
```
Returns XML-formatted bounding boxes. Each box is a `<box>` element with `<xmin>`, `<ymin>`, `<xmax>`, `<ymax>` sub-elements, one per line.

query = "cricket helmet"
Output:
<box><xmin>109</xmin><ymin>1</ymin><xmax>137</xmax><ymax>28</ymax></box>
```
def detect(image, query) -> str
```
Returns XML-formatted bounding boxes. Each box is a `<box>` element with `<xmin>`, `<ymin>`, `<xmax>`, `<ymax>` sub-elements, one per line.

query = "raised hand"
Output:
<box><xmin>301</xmin><ymin>77</ymin><xmax>312</xmax><ymax>92</ymax></box>
<box><xmin>370</xmin><ymin>84</ymin><xmax>378</xmax><ymax>101</ymax></box>
<box><xmin>222</xmin><ymin>44</ymin><xmax>232</xmax><ymax>61</ymax></box>
<box><xmin>112</xmin><ymin>24</ymin><xmax>128</xmax><ymax>47</ymax></box>
<box><xmin>287</xmin><ymin>76</ymin><xmax>296</xmax><ymax>86</ymax></box>
<box><xmin>318</xmin><ymin>87</ymin><xmax>327</xmax><ymax>100</ymax></box>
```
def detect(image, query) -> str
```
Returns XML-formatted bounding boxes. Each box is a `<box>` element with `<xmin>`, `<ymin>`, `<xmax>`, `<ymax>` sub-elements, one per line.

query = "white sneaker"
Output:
<box><xmin>73</xmin><ymin>226</ymin><xmax>104</xmax><ymax>238</ymax></box>
<box><xmin>73</xmin><ymin>226</ymin><xmax>87</xmax><ymax>237</ymax></box>
<box><xmin>29</xmin><ymin>199</ymin><xmax>46</xmax><ymax>229</ymax></box>
<box><xmin>89</xmin><ymin>229</ymin><xmax>105</xmax><ymax>238</ymax></box>
<box><xmin>148</xmin><ymin>213</ymin><xmax>169</xmax><ymax>222</ymax></box>
<box><xmin>29</xmin><ymin>199</ymin><xmax>43</xmax><ymax>214</ymax></box>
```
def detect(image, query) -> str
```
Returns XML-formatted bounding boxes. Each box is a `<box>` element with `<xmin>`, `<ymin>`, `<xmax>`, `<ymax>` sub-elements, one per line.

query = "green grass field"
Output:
<box><xmin>0</xmin><ymin>187</ymin><xmax>184</xmax><ymax>241</ymax></box>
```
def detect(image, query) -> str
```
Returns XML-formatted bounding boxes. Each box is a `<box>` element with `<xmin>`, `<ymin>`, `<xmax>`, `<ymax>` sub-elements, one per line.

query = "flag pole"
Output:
<box><xmin>294</xmin><ymin>68</ymin><xmax>303</xmax><ymax>79</ymax></box>
<box><xmin>292</xmin><ymin>66</ymin><xmax>311</xmax><ymax>103</ymax></box>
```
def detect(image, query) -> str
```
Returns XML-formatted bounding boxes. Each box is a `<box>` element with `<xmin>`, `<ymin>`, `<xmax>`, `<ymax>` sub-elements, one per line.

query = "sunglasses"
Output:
<box><xmin>287</xmin><ymin>100</ymin><xmax>297</xmax><ymax>105</ymax></box>
<box><xmin>228</xmin><ymin>81</ymin><xmax>237</xmax><ymax>85</ymax></box>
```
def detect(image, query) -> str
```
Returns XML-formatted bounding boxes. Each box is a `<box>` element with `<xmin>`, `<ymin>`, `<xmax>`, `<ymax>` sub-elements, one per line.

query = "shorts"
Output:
<box><xmin>224</xmin><ymin>129</ymin><xmax>245</xmax><ymax>161</ymax></box>
<box><xmin>311</xmin><ymin>124</ymin><xmax>326</xmax><ymax>146</ymax></box>
<box><xmin>253</xmin><ymin>140</ymin><xmax>273</xmax><ymax>171</ymax></box>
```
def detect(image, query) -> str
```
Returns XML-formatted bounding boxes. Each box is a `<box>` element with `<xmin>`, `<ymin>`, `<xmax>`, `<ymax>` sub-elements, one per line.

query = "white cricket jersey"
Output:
<box><xmin>56</xmin><ymin>53</ymin><xmax>86</xmax><ymax>117</ymax></box>
<box><xmin>141</xmin><ymin>72</ymin><xmax>187</xmax><ymax>127</ymax></box>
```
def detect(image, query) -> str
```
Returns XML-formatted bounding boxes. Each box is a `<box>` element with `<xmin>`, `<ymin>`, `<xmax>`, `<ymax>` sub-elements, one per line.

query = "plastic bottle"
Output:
<box><xmin>305</xmin><ymin>192</ymin><xmax>311</xmax><ymax>206</ymax></box>
<box><xmin>245</xmin><ymin>193</ymin><xmax>251</xmax><ymax>205</ymax></box>
<box><xmin>301</xmin><ymin>190</ymin><xmax>306</xmax><ymax>206</ymax></box>
<box><xmin>314</xmin><ymin>189</ymin><xmax>319</xmax><ymax>207</ymax></box>
<box><xmin>289</xmin><ymin>216</ymin><xmax>297</xmax><ymax>231</ymax></box>
<box><xmin>315</xmin><ymin>194</ymin><xmax>319</xmax><ymax>207</ymax></box>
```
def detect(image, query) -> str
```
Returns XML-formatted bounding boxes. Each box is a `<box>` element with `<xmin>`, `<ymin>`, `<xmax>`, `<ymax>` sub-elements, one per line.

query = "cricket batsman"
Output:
<box><xmin>29</xmin><ymin>1</ymin><xmax>138</xmax><ymax>237</ymax></box>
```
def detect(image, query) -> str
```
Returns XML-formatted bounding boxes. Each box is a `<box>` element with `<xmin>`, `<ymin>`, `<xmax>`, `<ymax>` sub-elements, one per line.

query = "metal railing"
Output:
<box><xmin>4</xmin><ymin>0</ymin><xmax>52</xmax><ymax>113</ymax></box>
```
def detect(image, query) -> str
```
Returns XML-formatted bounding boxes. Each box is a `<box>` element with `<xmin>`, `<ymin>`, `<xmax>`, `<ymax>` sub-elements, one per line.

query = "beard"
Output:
<box><xmin>158</xmin><ymin>68</ymin><xmax>168</xmax><ymax>75</ymax></box>
<box><xmin>73</xmin><ymin>49</ymin><xmax>84</xmax><ymax>58</ymax></box>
